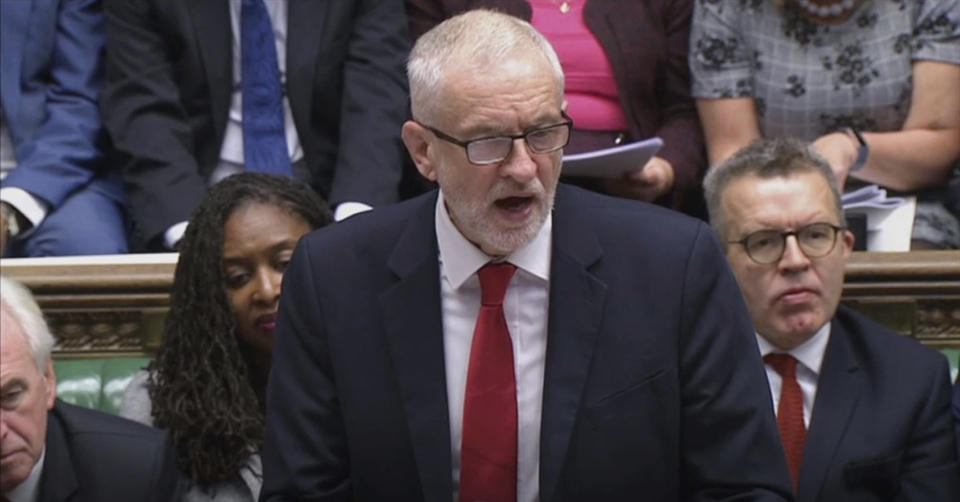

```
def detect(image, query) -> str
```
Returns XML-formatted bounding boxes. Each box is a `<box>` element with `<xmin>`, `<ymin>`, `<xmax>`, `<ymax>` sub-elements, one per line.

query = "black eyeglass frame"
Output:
<box><xmin>728</xmin><ymin>222</ymin><xmax>847</xmax><ymax>265</ymax></box>
<box><xmin>417</xmin><ymin>111</ymin><xmax>574</xmax><ymax>165</ymax></box>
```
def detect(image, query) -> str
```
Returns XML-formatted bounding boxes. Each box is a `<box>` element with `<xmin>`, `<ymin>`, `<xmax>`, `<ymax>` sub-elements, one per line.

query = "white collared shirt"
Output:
<box><xmin>436</xmin><ymin>190</ymin><xmax>551</xmax><ymax>502</ymax></box>
<box><xmin>756</xmin><ymin>322</ymin><xmax>831</xmax><ymax>428</ymax></box>
<box><xmin>4</xmin><ymin>449</ymin><xmax>45</xmax><ymax>502</ymax></box>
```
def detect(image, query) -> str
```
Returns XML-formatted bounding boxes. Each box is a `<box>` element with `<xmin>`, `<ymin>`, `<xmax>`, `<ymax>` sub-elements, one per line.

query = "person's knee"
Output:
<box><xmin>19</xmin><ymin>192</ymin><xmax>128</xmax><ymax>257</ymax></box>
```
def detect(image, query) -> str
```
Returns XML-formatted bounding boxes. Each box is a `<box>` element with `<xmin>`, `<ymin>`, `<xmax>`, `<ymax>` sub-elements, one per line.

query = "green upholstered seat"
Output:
<box><xmin>53</xmin><ymin>358</ymin><xmax>150</xmax><ymax>414</ymax></box>
<box><xmin>940</xmin><ymin>348</ymin><xmax>959</xmax><ymax>383</ymax></box>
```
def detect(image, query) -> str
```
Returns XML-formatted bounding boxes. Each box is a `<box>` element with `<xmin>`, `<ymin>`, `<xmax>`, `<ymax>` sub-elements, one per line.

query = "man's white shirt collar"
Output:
<box><xmin>435</xmin><ymin>189</ymin><xmax>551</xmax><ymax>288</ymax></box>
<box><xmin>757</xmin><ymin>321</ymin><xmax>831</xmax><ymax>377</ymax></box>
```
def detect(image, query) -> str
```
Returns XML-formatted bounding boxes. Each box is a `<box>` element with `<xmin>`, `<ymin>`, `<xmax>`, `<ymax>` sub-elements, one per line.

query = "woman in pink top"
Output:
<box><xmin>407</xmin><ymin>0</ymin><xmax>708</xmax><ymax>217</ymax></box>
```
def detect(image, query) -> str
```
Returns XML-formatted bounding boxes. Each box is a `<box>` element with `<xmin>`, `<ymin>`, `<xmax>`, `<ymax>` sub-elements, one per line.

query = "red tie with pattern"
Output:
<box><xmin>764</xmin><ymin>353</ymin><xmax>807</xmax><ymax>491</ymax></box>
<box><xmin>460</xmin><ymin>262</ymin><xmax>518</xmax><ymax>502</ymax></box>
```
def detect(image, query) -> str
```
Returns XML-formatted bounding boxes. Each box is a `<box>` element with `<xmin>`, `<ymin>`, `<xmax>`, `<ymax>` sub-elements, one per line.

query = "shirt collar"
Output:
<box><xmin>5</xmin><ymin>448</ymin><xmax>45</xmax><ymax>502</ymax></box>
<box><xmin>435</xmin><ymin>189</ymin><xmax>552</xmax><ymax>290</ymax></box>
<box><xmin>756</xmin><ymin>321</ymin><xmax>831</xmax><ymax>377</ymax></box>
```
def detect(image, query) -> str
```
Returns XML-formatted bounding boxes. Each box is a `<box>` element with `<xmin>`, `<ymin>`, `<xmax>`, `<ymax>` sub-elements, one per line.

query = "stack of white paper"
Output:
<box><xmin>843</xmin><ymin>184</ymin><xmax>914</xmax><ymax>251</ymax></box>
<box><xmin>841</xmin><ymin>184</ymin><xmax>906</xmax><ymax>210</ymax></box>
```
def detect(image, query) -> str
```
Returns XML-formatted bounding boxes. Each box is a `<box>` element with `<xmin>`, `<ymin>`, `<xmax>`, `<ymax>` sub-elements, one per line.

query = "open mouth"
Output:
<box><xmin>494</xmin><ymin>196</ymin><xmax>534</xmax><ymax>213</ymax></box>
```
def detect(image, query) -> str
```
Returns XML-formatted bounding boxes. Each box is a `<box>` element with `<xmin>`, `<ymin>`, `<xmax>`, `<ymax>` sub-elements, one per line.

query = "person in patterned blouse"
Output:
<box><xmin>690</xmin><ymin>0</ymin><xmax>960</xmax><ymax>249</ymax></box>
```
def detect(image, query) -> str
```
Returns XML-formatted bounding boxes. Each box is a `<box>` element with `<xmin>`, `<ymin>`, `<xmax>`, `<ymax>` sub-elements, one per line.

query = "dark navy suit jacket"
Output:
<box><xmin>39</xmin><ymin>399</ymin><xmax>181</xmax><ymax>502</ymax></box>
<box><xmin>795</xmin><ymin>306</ymin><xmax>960</xmax><ymax>502</ymax></box>
<box><xmin>261</xmin><ymin>185</ymin><xmax>793</xmax><ymax>501</ymax></box>
<box><xmin>101</xmin><ymin>0</ymin><xmax>410</xmax><ymax>248</ymax></box>
<box><xmin>0</xmin><ymin>0</ymin><xmax>123</xmax><ymax>211</ymax></box>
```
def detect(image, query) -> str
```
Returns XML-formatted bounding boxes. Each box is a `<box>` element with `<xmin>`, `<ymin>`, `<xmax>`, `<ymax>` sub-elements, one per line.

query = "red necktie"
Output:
<box><xmin>764</xmin><ymin>353</ymin><xmax>807</xmax><ymax>491</ymax></box>
<box><xmin>460</xmin><ymin>262</ymin><xmax>518</xmax><ymax>502</ymax></box>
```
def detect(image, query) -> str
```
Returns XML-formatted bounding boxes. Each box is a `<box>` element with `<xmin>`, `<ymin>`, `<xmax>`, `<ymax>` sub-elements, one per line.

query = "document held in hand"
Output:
<box><xmin>561</xmin><ymin>137</ymin><xmax>664</xmax><ymax>179</ymax></box>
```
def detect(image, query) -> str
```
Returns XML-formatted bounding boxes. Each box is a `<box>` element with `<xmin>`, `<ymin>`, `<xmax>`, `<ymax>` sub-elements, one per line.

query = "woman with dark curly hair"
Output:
<box><xmin>119</xmin><ymin>172</ymin><xmax>332</xmax><ymax>501</ymax></box>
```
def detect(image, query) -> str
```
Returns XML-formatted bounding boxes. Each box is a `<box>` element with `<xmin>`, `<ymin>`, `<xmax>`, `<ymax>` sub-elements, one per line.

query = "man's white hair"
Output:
<box><xmin>407</xmin><ymin>9</ymin><xmax>565</xmax><ymax>124</ymax></box>
<box><xmin>0</xmin><ymin>276</ymin><xmax>54</xmax><ymax>371</ymax></box>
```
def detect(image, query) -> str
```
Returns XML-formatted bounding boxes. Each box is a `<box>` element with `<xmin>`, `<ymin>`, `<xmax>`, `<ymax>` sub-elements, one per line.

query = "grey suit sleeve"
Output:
<box><xmin>678</xmin><ymin>223</ymin><xmax>794</xmax><ymax>501</ymax></box>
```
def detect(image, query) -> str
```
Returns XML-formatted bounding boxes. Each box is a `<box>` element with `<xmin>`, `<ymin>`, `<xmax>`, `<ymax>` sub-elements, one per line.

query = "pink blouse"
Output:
<box><xmin>530</xmin><ymin>0</ymin><xmax>628</xmax><ymax>131</ymax></box>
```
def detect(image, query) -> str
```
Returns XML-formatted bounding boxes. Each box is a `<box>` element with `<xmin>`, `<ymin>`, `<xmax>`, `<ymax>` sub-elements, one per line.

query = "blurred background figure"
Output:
<box><xmin>691</xmin><ymin>0</ymin><xmax>960</xmax><ymax>249</ymax></box>
<box><xmin>1</xmin><ymin>276</ymin><xmax>181</xmax><ymax>501</ymax></box>
<box><xmin>0</xmin><ymin>0</ymin><xmax>127</xmax><ymax>258</ymax></box>
<box><xmin>102</xmin><ymin>0</ymin><xmax>409</xmax><ymax>251</ymax></box>
<box><xmin>407</xmin><ymin>0</ymin><xmax>708</xmax><ymax>217</ymax></box>
<box><xmin>119</xmin><ymin>173</ymin><xmax>332</xmax><ymax>502</ymax></box>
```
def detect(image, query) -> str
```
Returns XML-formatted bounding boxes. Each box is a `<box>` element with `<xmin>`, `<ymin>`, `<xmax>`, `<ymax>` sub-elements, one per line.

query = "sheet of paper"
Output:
<box><xmin>842</xmin><ymin>184</ymin><xmax>906</xmax><ymax>210</ymax></box>
<box><xmin>846</xmin><ymin>196</ymin><xmax>916</xmax><ymax>251</ymax></box>
<box><xmin>561</xmin><ymin>137</ymin><xmax>663</xmax><ymax>179</ymax></box>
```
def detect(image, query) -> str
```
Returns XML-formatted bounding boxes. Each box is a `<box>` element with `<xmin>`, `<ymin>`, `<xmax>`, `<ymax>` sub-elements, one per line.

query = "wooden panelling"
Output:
<box><xmin>2</xmin><ymin>251</ymin><xmax>958</xmax><ymax>357</ymax></box>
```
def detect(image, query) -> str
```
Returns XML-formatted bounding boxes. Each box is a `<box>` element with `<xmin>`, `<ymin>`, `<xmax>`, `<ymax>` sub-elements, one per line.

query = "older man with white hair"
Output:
<box><xmin>261</xmin><ymin>9</ymin><xmax>792</xmax><ymax>501</ymax></box>
<box><xmin>0</xmin><ymin>276</ymin><xmax>182</xmax><ymax>501</ymax></box>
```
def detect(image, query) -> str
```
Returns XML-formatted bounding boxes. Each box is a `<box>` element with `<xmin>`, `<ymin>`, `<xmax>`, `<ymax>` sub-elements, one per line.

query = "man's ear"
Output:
<box><xmin>43</xmin><ymin>359</ymin><xmax>56</xmax><ymax>411</ymax></box>
<box><xmin>401</xmin><ymin>121</ymin><xmax>439</xmax><ymax>182</ymax></box>
<box><xmin>841</xmin><ymin>228</ymin><xmax>855</xmax><ymax>258</ymax></box>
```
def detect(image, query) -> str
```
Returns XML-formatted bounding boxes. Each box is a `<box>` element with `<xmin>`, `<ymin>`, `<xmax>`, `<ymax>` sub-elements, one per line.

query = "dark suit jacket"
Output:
<box><xmin>102</xmin><ymin>0</ymin><xmax>410</xmax><ymax>247</ymax></box>
<box><xmin>0</xmin><ymin>0</ymin><xmax>124</xmax><ymax>210</ymax></box>
<box><xmin>39</xmin><ymin>399</ymin><xmax>181</xmax><ymax>502</ymax></box>
<box><xmin>796</xmin><ymin>306</ymin><xmax>960</xmax><ymax>502</ymax></box>
<box><xmin>261</xmin><ymin>185</ymin><xmax>793</xmax><ymax>501</ymax></box>
<box><xmin>953</xmin><ymin>374</ymin><xmax>960</xmax><ymax>460</ymax></box>
<box><xmin>406</xmin><ymin>0</ymin><xmax>707</xmax><ymax>215</ymax></box>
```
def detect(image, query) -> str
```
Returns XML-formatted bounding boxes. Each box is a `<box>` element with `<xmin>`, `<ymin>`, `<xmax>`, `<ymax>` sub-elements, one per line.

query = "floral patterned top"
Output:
<box><xmin>689</xmin><ymin>0</ymin><xmax>960</xmax><ymax>139</ymax></box>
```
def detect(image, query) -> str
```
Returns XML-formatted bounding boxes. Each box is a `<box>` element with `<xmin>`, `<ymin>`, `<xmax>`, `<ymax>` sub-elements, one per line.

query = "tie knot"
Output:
<box><xmin>763</xmin><ymin>353</ymin><xmax>799</xmax><ymax>379</ymax></box>
<box><xmin>478</xmin><ymin>262</ymin><xmax>517</xmax><ymax>306</ymax></box>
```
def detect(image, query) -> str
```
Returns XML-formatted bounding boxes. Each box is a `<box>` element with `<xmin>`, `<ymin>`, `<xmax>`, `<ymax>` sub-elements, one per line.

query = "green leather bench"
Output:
<box><xmin>54</xmin><ymin>357</ymin><xmax>150</xmax><ymax>414</ymax></box>
<box><xmin>51</xmin><ymin>350</ymin><xmax>957</xmax><ymax>417</ymax></box>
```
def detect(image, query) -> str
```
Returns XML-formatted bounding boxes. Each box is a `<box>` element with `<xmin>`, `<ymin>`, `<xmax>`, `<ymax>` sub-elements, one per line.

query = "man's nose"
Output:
<box><xmin>778</xmin><ymin>235</ymin><xmax>811</xmax><ymax>271</ymax></box>
<box><xmin>500</xmin><ymin>138</ymin><xmax>538</xmax><ymax>182</ymax></box>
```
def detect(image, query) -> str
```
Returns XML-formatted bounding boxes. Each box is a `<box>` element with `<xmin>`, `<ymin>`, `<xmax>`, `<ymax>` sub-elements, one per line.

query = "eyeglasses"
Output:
<box><xmin>418</xmin><ymin>111</ymin><xmax>573</xmax><ymax>165</ymax></box>
<box><xmin>729</xmin><ymin>222</ymin><xmax>845</xmax><ymax>265</ymax></box>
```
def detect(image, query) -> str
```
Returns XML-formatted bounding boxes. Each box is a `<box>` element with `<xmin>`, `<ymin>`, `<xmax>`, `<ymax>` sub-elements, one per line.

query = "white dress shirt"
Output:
<box><xmin>756</xmin><ymin>322</ymin><xmax>831</xmax><ymax>428</ymax></box>
<box><xmin>4</xmin><ymin>449</ymin><xmax>44</xmax><ymax>502</ymax></box>
<box><xmin>436</xmin><ymin>191</ymin><xmax>551</xmax><ymax>502</ymax></box>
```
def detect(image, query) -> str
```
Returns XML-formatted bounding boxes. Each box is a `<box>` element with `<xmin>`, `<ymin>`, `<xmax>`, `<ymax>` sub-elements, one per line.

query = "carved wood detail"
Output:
<box><xmin>2</xmin><ymin>251</ymin><xmax>958</xmax><ymax>357</ymax></box>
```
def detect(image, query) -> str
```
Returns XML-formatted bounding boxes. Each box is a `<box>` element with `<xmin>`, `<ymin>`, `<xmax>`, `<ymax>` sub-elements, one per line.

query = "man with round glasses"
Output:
<box><xmin>704</xmin><ymin>138</ymin><xmax>960</xmax><ymax>501</ymax></box>
<box><xmin>261</xmin><ymin>9</ymin><xmax>794</xmax><ymax>501</ymax></box>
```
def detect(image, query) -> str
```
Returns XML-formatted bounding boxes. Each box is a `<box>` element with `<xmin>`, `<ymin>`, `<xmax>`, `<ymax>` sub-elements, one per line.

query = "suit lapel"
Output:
<box><xmin>186</xmin><ymin>0</ymin><xmax>230</xmax><ymax>142</ymax></box>
<box><xmin>285</xmin><ymin>0</ymin><xmax>327</xmax><ymax>135</ymax></box>
<box><xmin>380</xmin><ymin>193</ymin><xmax>453</xmax><ymax>502</ymax></box>
<box><xmin>38</xmin><ymin>405</ymin><xmax>79</xmax><ymax>502</ymax></box>
<box><xmin>796</xmin><ymin>321</ymin><xmax>862</xmax><ymax>502</ymax></box>
<box><xmin>539</xmin><ymin>187</ymin><xmax>606</xmax><ymax>502</ymax></box>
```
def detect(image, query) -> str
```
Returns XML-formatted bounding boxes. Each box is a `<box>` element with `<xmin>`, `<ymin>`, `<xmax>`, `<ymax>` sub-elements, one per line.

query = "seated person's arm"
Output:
<box><xmin>101</xmin><ymin>0</ymin><xmax>208</xmax><ymax>248</ymax></box>
<box><xmin>696</xmin><ymin>97</ymin><xmax>762</xmax><ymax>167</ymax></box>
<box><xmin>833</xmin><ymin>61</ymin><xmax>960</xmax><ymax>192</ymax></box>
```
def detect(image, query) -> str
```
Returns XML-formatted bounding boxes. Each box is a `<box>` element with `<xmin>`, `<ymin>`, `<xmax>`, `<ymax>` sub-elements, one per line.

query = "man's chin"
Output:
<box><xmin>0</xmin><ymin>461</ymin><xmax>31</xmax><ymax>492</ymax></box>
